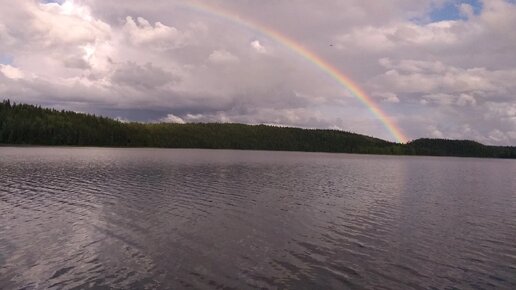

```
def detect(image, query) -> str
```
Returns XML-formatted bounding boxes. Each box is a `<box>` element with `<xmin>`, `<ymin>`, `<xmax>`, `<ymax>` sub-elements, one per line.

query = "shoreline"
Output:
<box><xmin>1</xmin><ymin>144</ymin><xmax>515</xmax><ymax>160</ymax></box>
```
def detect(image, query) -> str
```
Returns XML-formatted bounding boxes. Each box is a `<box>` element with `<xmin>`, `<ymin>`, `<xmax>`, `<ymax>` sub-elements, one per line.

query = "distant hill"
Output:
<box><xmin>1</xmin><ymin>100</ymin><xmax>515</xmax><ymax>158</ymax></box>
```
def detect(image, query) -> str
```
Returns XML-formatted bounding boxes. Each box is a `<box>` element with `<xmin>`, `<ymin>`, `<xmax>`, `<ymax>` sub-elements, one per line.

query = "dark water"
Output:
<box><xmin>0</xmin><ymin>148</ymin><xmax>515</xmax><ymax>289</ymax></box>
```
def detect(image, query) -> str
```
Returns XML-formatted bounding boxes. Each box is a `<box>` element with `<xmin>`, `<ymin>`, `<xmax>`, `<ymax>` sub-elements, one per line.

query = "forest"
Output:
<box><xmin>1</xmin><ymin>100</ymin><xmax>515</xmax><ymax>158</ymax></box>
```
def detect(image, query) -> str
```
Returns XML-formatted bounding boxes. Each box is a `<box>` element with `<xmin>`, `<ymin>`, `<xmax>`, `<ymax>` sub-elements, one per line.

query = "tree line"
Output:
<box><xmin>1</xmin><ymin>100</ymin><xmax>515</xmax><ymax>158</ymax></box>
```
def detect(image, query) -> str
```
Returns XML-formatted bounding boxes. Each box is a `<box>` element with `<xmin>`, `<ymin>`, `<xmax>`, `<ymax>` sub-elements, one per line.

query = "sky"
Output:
<box><xmin>1</xmin><ymin>0</ymin><xmax>515</xmax><ymax>144</ymax></box>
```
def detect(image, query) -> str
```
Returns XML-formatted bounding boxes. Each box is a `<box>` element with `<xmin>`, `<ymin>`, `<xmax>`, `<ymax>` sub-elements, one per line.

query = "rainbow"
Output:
<box><xmin>179</xmin><ymin>1</ymin><xmax>408</xmax><ymax>143</ymax></box>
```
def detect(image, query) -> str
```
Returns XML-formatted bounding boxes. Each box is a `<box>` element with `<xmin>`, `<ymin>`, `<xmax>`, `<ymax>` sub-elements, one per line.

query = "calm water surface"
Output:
<box><xmin>0</xmin><ymin>147</ymin><xmax>515</xmax><ymax>289</ymax></box>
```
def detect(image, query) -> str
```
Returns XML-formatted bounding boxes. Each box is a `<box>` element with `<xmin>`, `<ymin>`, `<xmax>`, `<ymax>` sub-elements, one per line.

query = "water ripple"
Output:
<box><xmin>0</xmin><ymin>147</ymin><xmax>515</xmax><ymax>289</ymax></box>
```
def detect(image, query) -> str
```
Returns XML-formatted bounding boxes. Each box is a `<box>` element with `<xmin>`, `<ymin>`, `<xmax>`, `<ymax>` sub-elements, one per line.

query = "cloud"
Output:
<box><xmin>160</xmin><ymin>113</ymin><xmax>185</xmax><ymax>124</ymax></box>
<box><xmin>0</xmin><ymin>0</ymin><xmax>515</xmax><ymax>144</ymax></box>
<box><xmin>373</xmin><ymin>59</ymin><xmax>514</xmax><ymax>97</ymax></box>
<box><xmin>419</xmin><ymin>93</ymin><xmax>477</xmax><ymax>107</ymax></box>
<box><xmin>32</xmin><ymin>1</ymin><xmax>110</xmax><ymax>47</ymax></box>
<box><xmin>208</xmin><ymin>49</ymin><xmax>239</xmax><ymax>64</ymax></box>
<box><xmin>110</xmin><ymin>62</ymin><xmax>179</xmax><ymax>90</ymax></box>
<box><xmin>456</xmin><ymin>93</ymin><xmax>477</xmax><ymax>106</ymax></box>
<box><xmin>251</xmin><ymin>40</ymin><xmax>267</xmax><ymax>54</ymax></box>
<box><xmin>488</xmin><ymin>129</ymin><xmax>509</xmax><ymax>143</ymax></box>
<box><xmin>459</xmin><ymin>3</ymin><xmax>475</xmax><ymax>19</ymax></box>
<box><xmin>373</xmin><ymin>92</ymin><xmax>400</xmax><ymax>103</ymax></box>
<box><xmin>122</xmin><ymin>16</ymin><xmax>186</xmax><ymax>50</ymax></box>
<box><xmin>63</xmin><ymin>56</ymin><xmax>91</xmax><ymax>69</ymax></box>
<box><xmin>0</xmin><ymin>64</ymin><xmax>24</xmax><ymax>79</ymax></box>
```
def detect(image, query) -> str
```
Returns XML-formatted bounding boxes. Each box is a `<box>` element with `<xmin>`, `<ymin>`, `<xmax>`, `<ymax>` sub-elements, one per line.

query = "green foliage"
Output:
<box><xmin>406</xmin><ymin>138</ymin><xmax>516</xmax><ymax>158</ymax></box>
<box><xmin>1</xmin><ymin>100</ymin><xmax>515</xmax><ymax>158</ymax></box>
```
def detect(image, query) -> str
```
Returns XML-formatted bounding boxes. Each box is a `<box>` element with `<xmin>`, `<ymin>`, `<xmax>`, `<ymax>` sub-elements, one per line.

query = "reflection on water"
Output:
<box><xmin>0</xmin><ymin>147</ymin><xmax>515</xmax><ymax>289</ymax></box>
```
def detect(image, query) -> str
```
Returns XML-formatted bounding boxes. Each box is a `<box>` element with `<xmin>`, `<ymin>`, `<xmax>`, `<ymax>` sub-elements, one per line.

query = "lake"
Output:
<box><xmin>0</xmin><ymin>147</ymin><xmax>515</xmax><ymax>289</ymax></box>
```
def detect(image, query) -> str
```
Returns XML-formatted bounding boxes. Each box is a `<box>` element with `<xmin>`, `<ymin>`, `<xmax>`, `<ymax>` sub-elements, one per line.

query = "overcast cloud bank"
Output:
<box><xmin>0</xmin><ymin>0</ymin><xmax>515</xmax><ymax>144</ymax></box>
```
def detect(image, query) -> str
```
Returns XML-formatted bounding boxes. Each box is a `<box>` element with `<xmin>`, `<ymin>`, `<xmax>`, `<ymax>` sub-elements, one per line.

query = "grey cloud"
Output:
<box><xmin>63</xmin><ymin>57</ymin><xmax>91</xmax><ymax>69</ymax></box>
<box><xmin>111</xmin><ymin>62</ymin><xmax>179</xmax><ymax>90</ymax></box>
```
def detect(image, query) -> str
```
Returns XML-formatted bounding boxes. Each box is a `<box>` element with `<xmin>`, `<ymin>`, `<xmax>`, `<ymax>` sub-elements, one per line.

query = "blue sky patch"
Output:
<box><xmin>430</xmin><ymin>0</ymin><xmax>482</xmax><ymax>21</ymax></box>
<box><xmin>0</xmin><ymin>55</ymin><xmax>14</xmax><ymax>65</ymax></box>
